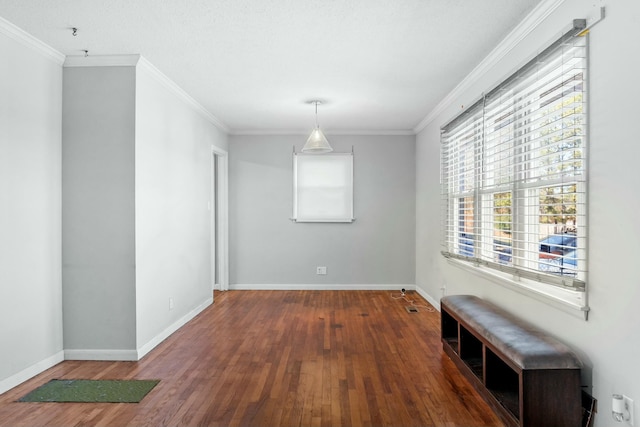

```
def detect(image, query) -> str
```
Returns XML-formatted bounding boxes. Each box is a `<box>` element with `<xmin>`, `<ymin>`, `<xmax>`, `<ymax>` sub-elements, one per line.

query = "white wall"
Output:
<box><xmin>0</xmin><ymin>21</ymin><xmax>64</xmax><ymax>392</ymax></box>
<box><xmin>229</xmin><ymin>134</ymin><xmax>415</xmax><ymax>288</ymax></box>
<box><xmin>415</xmin><ymin>1</ymin><xmax>640</xmax><ymax>425</ymax></box>
<box><xmin>62</xmin><ymin>66</ymin><xmax>137</xmax><ymax>356</ymax></box>
<box><xmin>135</xmin><ymin>60</ymin><xmax>228</xmax><ymax>354</ymax></box>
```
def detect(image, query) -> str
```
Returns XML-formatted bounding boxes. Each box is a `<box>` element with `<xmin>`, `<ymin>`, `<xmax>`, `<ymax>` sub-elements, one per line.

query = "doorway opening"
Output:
<box><xmin>211</xmin><ymin>148</ymin><xmax>229</xmax><ymax>294</ymax></box>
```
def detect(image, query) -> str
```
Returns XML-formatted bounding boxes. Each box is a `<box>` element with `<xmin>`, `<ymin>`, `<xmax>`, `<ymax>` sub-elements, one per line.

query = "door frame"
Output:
<box><xmin>211</xmin><ymin>146</ymin><xmax>229</xmax><ymax>292</ymax></box>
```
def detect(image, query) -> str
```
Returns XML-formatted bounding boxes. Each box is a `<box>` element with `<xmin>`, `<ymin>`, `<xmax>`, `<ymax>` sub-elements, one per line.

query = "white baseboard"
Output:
<box><xmin>64</xmin><ymin>349</ymin><xmax>139</xmax><ymax>361</ymax></box>
<box><xmin>136</xmin><ymin>296</ymin><xmax>213</xmax><ymax>360</ymax></box>
<box><xmin>414</xmin><ymin>286</ymin><xmax>441</xmax><ymax>311</ymax></box>
<box><xmin>229</xmin><ymin>284</ymin><xmax>415</xmax><ymax>291</ymax></box>
<box><xmin>0</xmin><ymin>351</ymin><xmax>64</xmax><ymax>395</ymax></box>
<box><xmin>64</xmin><ymin>297</ymin><xmax>214</xmax><ymax>362</ymax></box>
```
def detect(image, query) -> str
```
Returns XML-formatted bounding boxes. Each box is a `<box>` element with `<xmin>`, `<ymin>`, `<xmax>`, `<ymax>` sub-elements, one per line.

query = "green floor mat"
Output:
<box><xmin>18</xmin><ymin>379</ymin><xmax>160</xmax><ymax>403</ymax></box>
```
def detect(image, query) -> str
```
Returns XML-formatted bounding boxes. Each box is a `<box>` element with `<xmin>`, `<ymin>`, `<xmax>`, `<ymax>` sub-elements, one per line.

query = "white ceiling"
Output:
<box><xmin>0</xmin><ymin>0</ymin><xmax>543</xmax><ymax>134</ymax></box>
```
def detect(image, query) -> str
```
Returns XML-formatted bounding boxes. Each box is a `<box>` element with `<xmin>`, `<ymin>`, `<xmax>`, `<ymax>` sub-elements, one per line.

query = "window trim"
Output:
<box><xmin>444</xmin><ymin>256</ymin><xmax>589</xmax><ymax>319</ymax></box>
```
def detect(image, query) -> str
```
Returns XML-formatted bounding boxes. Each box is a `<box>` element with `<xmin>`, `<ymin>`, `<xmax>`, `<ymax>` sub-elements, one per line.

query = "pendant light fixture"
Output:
<box><xmin>302</xmin><ymin>100</ymin><xmax>333</xmax><ymax>153</ymax></box>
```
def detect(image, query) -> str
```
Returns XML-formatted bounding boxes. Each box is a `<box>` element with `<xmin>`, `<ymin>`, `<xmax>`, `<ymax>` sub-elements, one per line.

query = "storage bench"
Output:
<box><xmin>440</xmin><ymin>295</ymin><xmax>582</xmax><ymax>427</ymax></box>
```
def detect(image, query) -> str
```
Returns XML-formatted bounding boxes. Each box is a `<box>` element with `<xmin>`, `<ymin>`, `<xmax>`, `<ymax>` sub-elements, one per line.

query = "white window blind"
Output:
<box><xmin>441</xmin><ymin>20</ymin><xmax>588</xmax><ymax>291</ymax></box>
<box><xmin>293</xmin><ymin>152</ymin><xmax>354</xmax><ymax>222</ymax></box>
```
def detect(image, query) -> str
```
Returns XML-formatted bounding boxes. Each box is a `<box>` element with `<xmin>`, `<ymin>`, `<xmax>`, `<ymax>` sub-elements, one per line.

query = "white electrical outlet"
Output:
<box><xmin>169</xmin><ymin>297</ymin><xmax>174</xmax><ymax>310</ymax></box>
<box><xmin>316</xmin><ymin>266</ymin><xmax>327</xmax><ymax>275</ymax></box>
<box><xmin>624</xmin><ymin>395</ymin><xmax>634</xmax><ymax>426</ymax></box>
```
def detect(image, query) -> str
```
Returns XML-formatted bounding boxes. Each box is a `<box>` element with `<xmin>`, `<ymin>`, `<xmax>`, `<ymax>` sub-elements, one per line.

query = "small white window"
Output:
<box><xmin>293</xmin><ymin>152</ymin><xmax>354</xmax><ymax>222</ymax></box>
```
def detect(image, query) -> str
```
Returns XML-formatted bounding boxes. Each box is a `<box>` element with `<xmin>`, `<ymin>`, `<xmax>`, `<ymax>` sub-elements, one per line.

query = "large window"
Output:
<box><xmin>441</xmin><ymin>21</ymin><xmax>588</xmax><ymax>295</ymax></box>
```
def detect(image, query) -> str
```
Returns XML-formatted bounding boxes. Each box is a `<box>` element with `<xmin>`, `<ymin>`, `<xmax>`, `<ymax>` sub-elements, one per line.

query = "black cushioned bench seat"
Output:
<box><xmin>441</xmin><ymin>295</ymin><xmax>582</xmax><ymax>370</ymax></box>
<box><xmin>440</xmin><ymin>294</ymin><xmax>583</xmax><ymax>426</ymax></box>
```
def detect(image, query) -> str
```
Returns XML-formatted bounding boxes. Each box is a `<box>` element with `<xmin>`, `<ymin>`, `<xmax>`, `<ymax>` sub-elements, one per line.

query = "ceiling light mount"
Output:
<box><xmin>301</xmin><ymin>100</ymin><xmax>333</xmax><ymax>154</ymax></box>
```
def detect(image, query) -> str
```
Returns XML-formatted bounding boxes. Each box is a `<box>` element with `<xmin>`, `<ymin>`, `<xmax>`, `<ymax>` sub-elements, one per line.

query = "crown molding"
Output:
<box><xmin>413</xmin><ymin>0</ymin><xmax>566</xmax><ymax>133</ymax></box>
<box><xmin>63</xmin><ymin>54</ymin><xmax>141</xmax><ymax>67</ymax></box>
<box><xmin>62</xmin><ymin>54</ymin><xmax>230</xmax><ymax>133</ymax></box>
<box><xmin>230</xmin><ymin>128</ymin><xmax>415</xmax><ymax>136</ymax></box>
<box><xmin>0</xmin><ymin>15</ymin><xmax>65</xmax><ymax>65</ymax></box>
<box><xmin>137</xmin><ymin>56</ymin><xmax>230</xmax><ymax>133</ymax></box>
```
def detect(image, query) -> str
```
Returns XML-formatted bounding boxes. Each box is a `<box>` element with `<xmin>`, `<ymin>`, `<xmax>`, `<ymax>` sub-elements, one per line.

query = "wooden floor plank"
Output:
<box><xmin>0</xmin><ymin>290</ymin><xmax>503</xmax><ymax>426</ymax></box>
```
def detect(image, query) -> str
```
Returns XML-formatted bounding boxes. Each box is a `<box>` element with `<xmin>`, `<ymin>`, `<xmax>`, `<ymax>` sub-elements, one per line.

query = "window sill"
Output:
<box><xmin>446</xmin><ymin>258</ymin><xmax>590</xmax><ymax>320</ymax></box>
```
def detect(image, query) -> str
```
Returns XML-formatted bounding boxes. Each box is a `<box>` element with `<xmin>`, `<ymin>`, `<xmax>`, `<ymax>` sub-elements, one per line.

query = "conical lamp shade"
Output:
<box><xmin>302</xmin><ymin>126</ymin><xmax>333</xmax><ymax>153</ymax></box>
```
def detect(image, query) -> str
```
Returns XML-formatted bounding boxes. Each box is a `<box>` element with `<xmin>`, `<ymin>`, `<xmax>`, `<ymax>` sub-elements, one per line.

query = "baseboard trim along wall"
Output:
<box><xmin>136</xmin><ymin>296</ymin><xmax>214</xmax><ymax>360</ymax></box>
<box><xmin>64</xmin><ymin>349</ymin><xmax>139</xmax><ymax>361</ymax></box>
<box><xmin>229</xmin><ymin>284</ymin><xmax>416</xmax><ymax>291</ymax></box>
<box><xmin>414</xmin><ymin>286</ymin><xmax>440</xmax><ymax>311</ymax></box>
<box><xmin>64</xmin><ymin>298</ymin><xmax>214</xmax><ymax>362</ymax></box>
<box><xmin>2</xmin><ymin>297</ymin><xmax>215</xmax><ymax>393</ymax></box>
<box><xmin>0</xmin><ymin>351</ymin><xmax>64</xmax><ymax>395</ymax></box>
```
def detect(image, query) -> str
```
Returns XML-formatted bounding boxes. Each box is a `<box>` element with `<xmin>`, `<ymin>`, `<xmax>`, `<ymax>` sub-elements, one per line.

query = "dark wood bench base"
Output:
<box><xmin>441</xmin><ymin>295</ymin><xmax>582</xmax><ymax>427</ymax></box>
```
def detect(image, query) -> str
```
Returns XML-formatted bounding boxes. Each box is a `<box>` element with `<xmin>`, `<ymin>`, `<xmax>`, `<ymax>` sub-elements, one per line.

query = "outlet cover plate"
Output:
<box><xmin>624</xmin><ymin>395</ymin><xmax>634</xmax><ymax>426</ymax></box>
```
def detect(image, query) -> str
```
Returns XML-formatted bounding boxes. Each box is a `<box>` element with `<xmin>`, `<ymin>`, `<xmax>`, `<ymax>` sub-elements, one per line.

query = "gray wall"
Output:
<box><xmin>415</xmin><ymin>1</ymin><xmax>640</xmax><ymax>426</ymax></box>
<box><xmin>62</xmin><ymin>66</ymin><xmax>137</xmax><ymax>353</ymax></box>
<box><xmin>229</xmin><ymin>134</ymin><xmax>415</xmax><ymax>287</ymax></box>
<box><xmin>0</xmin><ymin>27</ymin><xmax>63</xmax><ymax>391</ymax></box>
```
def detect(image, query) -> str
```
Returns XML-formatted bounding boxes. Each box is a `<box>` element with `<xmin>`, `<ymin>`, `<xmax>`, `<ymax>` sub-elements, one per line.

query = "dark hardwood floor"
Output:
<box><xmin>0</xmin><ymin>290</ymin><xmax>503</xmax><ymax>426</ymax></box>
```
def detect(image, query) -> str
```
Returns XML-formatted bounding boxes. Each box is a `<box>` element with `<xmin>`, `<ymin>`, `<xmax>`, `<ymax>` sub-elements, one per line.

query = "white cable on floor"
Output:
<box><xmin>390</xmin><ymin>291</ymin><xmax>435</xmax><ymax>312</ymax></box>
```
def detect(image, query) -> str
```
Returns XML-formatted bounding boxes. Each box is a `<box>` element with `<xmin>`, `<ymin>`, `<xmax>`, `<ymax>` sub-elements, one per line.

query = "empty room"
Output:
<box><xmin>0</xmin><ymin>0</ymin><xmax>637</xmax><ymax>426</ymax></box>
